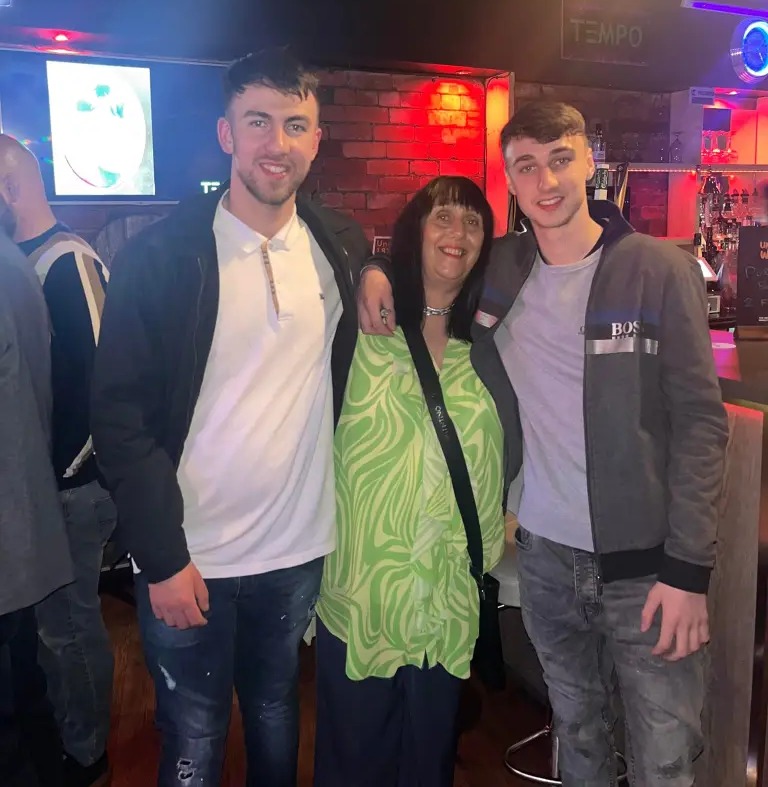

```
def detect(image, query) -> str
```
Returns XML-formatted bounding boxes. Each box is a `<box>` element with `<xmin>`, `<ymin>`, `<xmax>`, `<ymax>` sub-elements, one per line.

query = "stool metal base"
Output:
<box><xmin>504</xmin><ymin>723</ymin><xmax>628</xmax><ymax>785</ymax></box>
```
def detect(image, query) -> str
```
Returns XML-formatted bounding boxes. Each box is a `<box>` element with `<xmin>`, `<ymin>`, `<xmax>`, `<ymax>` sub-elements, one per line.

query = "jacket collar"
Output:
<box><xmin>472</xmin><ymin>199</ymin><xmax>635</xmax><ymax>340</ymax></box>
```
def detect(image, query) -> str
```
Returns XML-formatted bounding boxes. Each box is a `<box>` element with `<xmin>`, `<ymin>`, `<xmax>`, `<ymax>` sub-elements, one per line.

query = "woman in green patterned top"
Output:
<box><xmin>314</xmin><ymin>177</ymin><xmax>507</xmax><ymax>787</ymax></box>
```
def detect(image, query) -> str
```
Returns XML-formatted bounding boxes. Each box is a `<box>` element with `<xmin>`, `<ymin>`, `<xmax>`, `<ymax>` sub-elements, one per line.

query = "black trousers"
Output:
<box><xmin>313</xmin><ymin>618</ymin><xmax>463</xmax><ymax>787</ymax></box>
<box><xmin>0</xmin><ymin>606</ymin><xmax>64</xmax><ymax>787</ymax></box>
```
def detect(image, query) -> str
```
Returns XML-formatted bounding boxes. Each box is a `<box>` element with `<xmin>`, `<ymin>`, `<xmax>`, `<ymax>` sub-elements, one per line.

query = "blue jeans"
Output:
<box><xmin>515</xmin><ymin>526</ymin><xmax>705</xmax><ymax>787</ymax></box>
<box><xmin>36</xmin><ymin>480</ymin><xmax>117</xmax><ymax>766</ymax></box>
<box><xmin>135</xmin><ymin>557</ymin><xmax>323</xmax><ymax>787</ymax></box>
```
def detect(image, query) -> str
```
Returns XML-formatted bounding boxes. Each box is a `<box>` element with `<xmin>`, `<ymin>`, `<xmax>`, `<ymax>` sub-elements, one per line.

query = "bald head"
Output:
<box><xmin>0</xmin><ymin>134</ymin><xmax>56</xmax><ymax>243</ymax></box>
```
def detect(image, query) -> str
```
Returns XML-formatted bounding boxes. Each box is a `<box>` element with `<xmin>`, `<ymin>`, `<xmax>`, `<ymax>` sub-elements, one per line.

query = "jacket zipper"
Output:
<box><xmin>582</xmin><ymin>245</ymin><xmax>610</xmax><ymax>570</ymax></box>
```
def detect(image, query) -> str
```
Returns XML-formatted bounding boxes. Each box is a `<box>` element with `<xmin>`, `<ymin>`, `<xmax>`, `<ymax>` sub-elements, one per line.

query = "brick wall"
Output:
<box><xmin>305</xmin><ymin>70</ymin><xmax>487</xmax><ymax>240</ymax></box>
<box><xmin>55</xmin><ymin>69</ymin><xmax>488</xmax><ymax>247</ymax></box>
<box><xmin>515</xmin><ymin>82</ymin><xmax>671</xmax><ymax>237</ymax></box>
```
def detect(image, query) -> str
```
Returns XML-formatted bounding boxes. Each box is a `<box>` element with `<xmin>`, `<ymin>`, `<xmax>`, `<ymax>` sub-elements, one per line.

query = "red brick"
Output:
<box><xmin>367</xmin><ymin>160</ymin><xmax>410</xmax><ymax>175</ymax></box>
<box><xmin>317</xmin><ymin>70</ymin><xmax>348</xmax><ymax>87</ymax></box>
<box><xmin>466</xmin><ymin>111</ymin><xmax>483</xmax><ymax>128</ymax></box>
<box><xmin>319</xmin><ymin>191</ymin><xmax>343</xmax><ymax>208</ymax></box>
<box><xmin>415</xmin><ymin>126</ymin><xmax>444</xmax><ymax>143</ymax></box>
<box><xmin>328</xmin><ymin>123</ymin><xmax>373</xmax><ymax>141</ymax></box>
<box><xmin>387</xmin><ymin>142</ymin><xmax>430</xmax><ymax>159</ymax></box>
<box><xmin>426</xmin><ymin>110</ymin><xmax>467</xmax><ymax>127</ymax></box>
<box><xmin>428</xmin><ymin>143</ymin><xmax>458</xmax><ymax>159</ymax></box>
<box><xmin>374</xmin><ymin>125</ymin><xmax>415</xmax><ymax>142</ymax></box>
<box><xmin>318</xmin><ymin>139</ymin><xmax>345</xmax><ymax>158</ymax></box>
<box><xmin>342</xmin><ymin>192</ymin><xmax>367</xmax><ymax>209</ymax></box>
<box><xmin>410</xmin><ymin>160</ymin><xmax>439</xmax><ymax>176</ymax></box>
<box><xmin>389</xmin><ymin>108</ymin><xmax>428</xmax><ymax>125</ymax></box>
<box><xmin>442</xmin><ymin>127</ymin><xmax>484</xmax><ymax>143</ymax></box>
<box><xmin>378</xmin><ymin>91</ymin><xmax>400</xmax><ymax>107</ymax></box>
<box><xmin>436</xmin><ymin>81</ymin><xmax>462</xmax><ymax>94</ymax></box>
<box><xmin>334</xmin><ymin>88</ymin><xmax>357</xmax><ymax>105</ymax></box>
<box><xmin>460</xmin><ymin>95</ymin><xmax>481</xmax><ymax>111</ymax></box>
<box><xmin>393</xmin><ymin>75</ymin><xmax>433</xmax><ymax>92</ymax></box>
<box><xmin>379</xmin><ymin>175</ymin><xmax>421</xmax><ymax>192</ymax></box>
<box><xmin>352</xmin><ymin>209</ymin><xmax>400</xmax><ymax>226</ymax></box>
<box><xmin>455</xmin><ymin>142</ymin><xmax>485</xmax><ymax>159</ymax></box>
<box><xmin>331</xmin><ymin>175</ymin><xmax>381</xmax><ymax>192</ymax></box>
<box><xmin>348</xmin><ymin>72</ymin><xmax>394</xmax><ymax>90</ymax></box>
<box><xmin>418</xmin><ymin>175</ymin><xmax>436</xmax><ymax>189</ymax></box>
<box><xmin>343</xmin><ymin>142</ymin><xmax>388</xmax><ymax>158</ymax></box>
<box><xmin>441</xmin><ymin>94</ymin><xmax>461</xmax><ymax>110</ymax></box>
<box><xmin>321</xmin><ymin>158</ymin><xmax>369</xmax><ymax>176</ymax></box>
<box><xmin>322</xmin><ymin>106</ymin><xmax>389</xmax><ymax>123</ymax></box>
<box><xmin>400</xmin><ymin>92</ymin><xmax>443</xmax><ymax>109</ymax></box>
<box><xmin>368</xmin><ymin>193</ymin><xmax>406</xmax><ymax>210</ymax></box>
<box><xmin>355</xmin><ymin>90</ymin><xmax>380</xmax><ymax>106</ymax></box>
<box><xmin>439</xmin><ymin>160</ymin><xmax>482</xmax><ymax>177</ymax></box>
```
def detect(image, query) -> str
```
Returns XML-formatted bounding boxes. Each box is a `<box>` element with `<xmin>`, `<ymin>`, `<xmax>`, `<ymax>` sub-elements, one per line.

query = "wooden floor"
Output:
<box><xmin>103</xmin><ymin>593</ymin><xmax>549</xmax><ymax>786</ymax></box>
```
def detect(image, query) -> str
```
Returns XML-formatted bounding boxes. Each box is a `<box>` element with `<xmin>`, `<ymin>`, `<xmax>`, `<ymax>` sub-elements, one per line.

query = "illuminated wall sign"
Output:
<box><xmin>731</xmin><ymin>18</ymin><xmax>768</xmax><ymax>82</ymax></box>
<box><xmin>561</xmin><ymin>0</ymin><xmax>650</xmax><ymax>66</ymax></box>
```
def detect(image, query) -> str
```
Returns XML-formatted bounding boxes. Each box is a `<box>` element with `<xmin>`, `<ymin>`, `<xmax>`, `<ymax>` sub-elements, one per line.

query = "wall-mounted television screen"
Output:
<box><xmin>46</xmin><ymin>60</ymin><xmax>155</xmax><ymax>197</ymax></box>
<box><xmin>0</xmin><ymin>50</ymin><xmax>229</xmax><ymax>204</ymax></box>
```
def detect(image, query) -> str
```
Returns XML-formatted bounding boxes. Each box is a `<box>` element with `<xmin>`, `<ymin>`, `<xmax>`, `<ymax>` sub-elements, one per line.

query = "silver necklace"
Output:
<box><xmin>423</xmin><ymin>304</ymin><xmax>452</xmax><ymax>317</ymax></box>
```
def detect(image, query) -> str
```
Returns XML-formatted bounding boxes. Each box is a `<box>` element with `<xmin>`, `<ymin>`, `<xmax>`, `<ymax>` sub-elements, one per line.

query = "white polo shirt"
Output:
<box><xmin>176</xmin><ymin>194</ymin><xmax>342</xmax><ymax>578</ymax></box>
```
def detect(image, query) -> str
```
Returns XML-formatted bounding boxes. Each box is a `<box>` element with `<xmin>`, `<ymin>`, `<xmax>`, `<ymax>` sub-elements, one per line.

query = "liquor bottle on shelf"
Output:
<box><xmin>591</xmin><ymin>124</ymin><xmax>608</xmax><ymax>200</ymax></box>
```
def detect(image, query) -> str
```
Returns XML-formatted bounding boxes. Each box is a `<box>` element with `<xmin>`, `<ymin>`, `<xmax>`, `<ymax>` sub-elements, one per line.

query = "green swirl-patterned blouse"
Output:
<box><xmin>317</xmin><ymin>328</ymin><xmax>505</xmax><ymax>681</ymax></box>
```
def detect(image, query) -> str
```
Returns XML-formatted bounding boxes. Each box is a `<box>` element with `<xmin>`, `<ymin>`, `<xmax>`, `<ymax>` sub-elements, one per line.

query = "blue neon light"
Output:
<box><xmin>742</xmin><ymin>20</ymin><xmax>768</xmax><ymax>74</ymax></box>
<box><xmin>689</xmin><ymin>2</ymin><xmax>768</xmax><ymax>18</ymax></box>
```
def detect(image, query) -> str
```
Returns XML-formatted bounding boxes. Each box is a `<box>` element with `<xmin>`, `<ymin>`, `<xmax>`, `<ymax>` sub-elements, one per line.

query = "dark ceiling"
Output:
<box><xmin>0</xmin><ymin>0</ymin><xmax>762</xmax><ymax>93</ymax></box>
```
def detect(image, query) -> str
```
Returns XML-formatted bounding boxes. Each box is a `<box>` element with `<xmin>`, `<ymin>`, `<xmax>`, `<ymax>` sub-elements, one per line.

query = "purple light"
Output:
<box><xmin>687</xmin><ymin>2</ymin><xmax>768</xmax><ymax>18</ymax></box>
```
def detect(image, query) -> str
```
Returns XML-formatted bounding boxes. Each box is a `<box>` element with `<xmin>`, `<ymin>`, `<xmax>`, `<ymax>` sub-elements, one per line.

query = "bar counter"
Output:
<box><xmin>696</xmin><ymin>331</ymin><xmax>768</xmax><ymax>787</ymax></box>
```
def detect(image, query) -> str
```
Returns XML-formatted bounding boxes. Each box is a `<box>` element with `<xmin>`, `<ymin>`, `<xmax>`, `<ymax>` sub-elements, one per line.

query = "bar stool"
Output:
<box><xmin>491</xmin><ymin>542</ymin><xmax>628</xmax><ymax>785</ymax></box>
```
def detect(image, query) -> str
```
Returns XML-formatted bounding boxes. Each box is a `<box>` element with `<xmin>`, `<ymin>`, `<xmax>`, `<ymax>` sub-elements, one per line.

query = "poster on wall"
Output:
<box><xmin>46</xmin><ymin>60</ymin><xmax>156</xmax><ymax>197</ymax></box>
<box><xmin>736</xmin><ymin>225</ymin><xmax>768</xmax><ymax>339</ymax></box>
<box><xmin>561</xmin><ymin>0</ymin><xmax>650</xmax><ymax>67</ymax></box>
<box><xmin>372</xmin><ymin>236</ymin><xmax>391</xmax><ymax>255</ymax></box>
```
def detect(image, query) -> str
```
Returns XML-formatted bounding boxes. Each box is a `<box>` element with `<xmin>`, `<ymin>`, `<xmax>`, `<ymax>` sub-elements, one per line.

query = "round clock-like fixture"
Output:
<box><xmin>731</xmin><ymin>18</ymin><xmax>768</xmax><ymax>84</ymax></box>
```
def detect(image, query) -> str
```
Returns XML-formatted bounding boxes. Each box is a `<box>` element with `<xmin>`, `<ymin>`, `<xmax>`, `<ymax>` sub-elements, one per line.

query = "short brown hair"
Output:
<box><xmin>500</xmin><ymin>101</ymin><xmax>587</xmax><ymax>156</ymax></box>
<box><xmin>224</xmin><ymin>47</ymin><xmax>319</xmax><ymax>110</ymax></box>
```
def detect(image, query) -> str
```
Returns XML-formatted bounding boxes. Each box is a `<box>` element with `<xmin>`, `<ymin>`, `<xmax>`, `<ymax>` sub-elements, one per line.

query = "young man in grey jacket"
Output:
<box><xmin>360</xmin><ymin>102</ymin><xmax>728</xmax><ymax>786</ymax></box>
<box><xmin>0</xmin><ymin>208</ymin><xmax>73</xmax><ymax>786</ymax></box>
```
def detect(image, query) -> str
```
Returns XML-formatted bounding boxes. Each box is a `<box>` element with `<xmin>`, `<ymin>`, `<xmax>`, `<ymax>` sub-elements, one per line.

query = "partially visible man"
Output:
<box><xmin>91</xmin><ymin>48</ymin><xmax>368</xmax><ymax>786</ymax></box>
<box><xmin>0</xmin><ymin>134</ymin><xmax>115</xmax><ymax>787</ymax></box>
<box><xmin>0</xmin><ymin>205</ymin><xmax>73</xmax><ymax>787</ymax></box>
<box><xmin>359</xmin><ymin>102</ymin><xmax>728</xmax><ymax>787</ymax></box>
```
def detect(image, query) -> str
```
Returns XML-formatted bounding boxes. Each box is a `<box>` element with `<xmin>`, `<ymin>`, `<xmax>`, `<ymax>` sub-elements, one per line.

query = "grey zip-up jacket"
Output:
<box><xmin>0</xmin><ymin>230</ymin><xmax>73</xmax><ymax>616</ymax></box>
<box><xmin>470</xmin><ymin>200</ymin><xmax>728</xmax><ymax>594</ymax></box>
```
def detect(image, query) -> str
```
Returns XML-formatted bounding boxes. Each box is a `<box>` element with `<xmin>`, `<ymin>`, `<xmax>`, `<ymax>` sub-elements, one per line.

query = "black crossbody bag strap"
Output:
<box><xmin>402</xmin><ymin>325</ymin><xmax>486</xmax><ymax>596</ymax></box>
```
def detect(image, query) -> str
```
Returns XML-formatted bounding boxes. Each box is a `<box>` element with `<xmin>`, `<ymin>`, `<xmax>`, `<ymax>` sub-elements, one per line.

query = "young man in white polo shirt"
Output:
<box><xmin>91</xmin><ymin>48</ymin><xmax>369</xmax><ymax>787</ymax></box>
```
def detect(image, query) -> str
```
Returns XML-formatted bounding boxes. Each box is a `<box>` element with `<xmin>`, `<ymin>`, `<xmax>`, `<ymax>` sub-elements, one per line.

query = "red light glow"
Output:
<box><xmin>53</xmin><ymin>32</ymin><xmax>70</xmax><ymax>42</ymax></box>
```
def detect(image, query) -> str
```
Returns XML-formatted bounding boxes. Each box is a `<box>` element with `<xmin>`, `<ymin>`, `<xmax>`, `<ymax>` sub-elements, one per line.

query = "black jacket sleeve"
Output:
<box><xmin>91</xmin><ymin>243</ymin><xmax>189</xmax><ymax>583</ymax></box>
<box><xmin>360</xmin><ymin>253</ymin><xmax>393</xmax><ymax>288</ymax></box>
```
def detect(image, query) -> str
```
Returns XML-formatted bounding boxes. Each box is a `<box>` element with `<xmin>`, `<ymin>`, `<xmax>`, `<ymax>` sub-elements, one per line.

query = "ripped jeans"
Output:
<box><xmin>135</xmin><ymin>558</ymin><xmax>323</xmax><ymax>787</ymax></box>
<box><xmin>514</xmin><ymin>527</ymin><xmax>705</xmax><ymax>787</ymax></box>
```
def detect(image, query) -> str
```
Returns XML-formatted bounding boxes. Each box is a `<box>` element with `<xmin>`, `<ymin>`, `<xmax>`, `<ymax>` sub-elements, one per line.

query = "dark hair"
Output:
<box><xmin>391</xmin><ymin>176</ymin><xmax>494</xmax><ymax>342</ymax></box>
<box><xmin>223</xmin><ymin>47</ymin><xmax>320</xmax><ymax>110</ymax></box>
<box><xmin>500</xmin><ymin>101</ymin><xmax>587</xmax><ymax>157</ymax></box>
